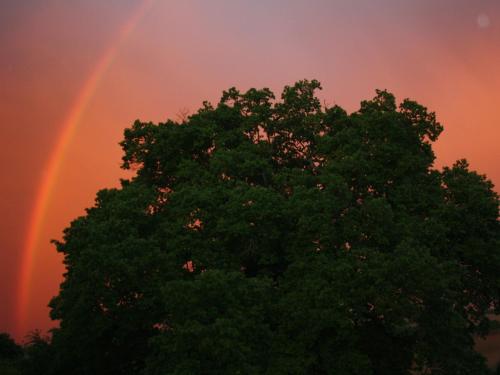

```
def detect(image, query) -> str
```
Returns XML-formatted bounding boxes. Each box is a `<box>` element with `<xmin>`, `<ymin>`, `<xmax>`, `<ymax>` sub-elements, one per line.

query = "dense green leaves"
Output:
<box><xmin>47</xmin><ymin>81</ymin><xmax>499</xmax><ymax>374</ymax></box>
<box><xmin>145</xmin><ymin>271</ymin><xmax>273</xmax><ymax>375</ymax></box>
<box><xmin>0</xmin><ymin>333</ymin><xmax>22</xmax><ymax>375</ymax></box>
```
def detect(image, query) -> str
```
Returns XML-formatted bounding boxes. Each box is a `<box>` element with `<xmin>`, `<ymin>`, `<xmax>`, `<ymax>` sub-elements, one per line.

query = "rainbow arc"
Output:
<box><xmin>16</xmin><ymin>0</ymin><xmax>155</xmax><ymax>336</ymax></box>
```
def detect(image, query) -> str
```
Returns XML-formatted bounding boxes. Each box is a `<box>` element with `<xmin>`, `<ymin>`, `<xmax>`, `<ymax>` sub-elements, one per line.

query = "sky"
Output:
<box><xmin>0</xmin><ymin>0</ymin><xmax>499</xmax><ymax>343</ymax></box>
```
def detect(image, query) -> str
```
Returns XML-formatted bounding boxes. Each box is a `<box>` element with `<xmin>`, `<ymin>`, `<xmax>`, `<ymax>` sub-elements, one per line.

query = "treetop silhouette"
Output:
<box><xmin>47</xmin><ymin>80</ymin><xmax>499</xmax><ymax>374</ymax></box>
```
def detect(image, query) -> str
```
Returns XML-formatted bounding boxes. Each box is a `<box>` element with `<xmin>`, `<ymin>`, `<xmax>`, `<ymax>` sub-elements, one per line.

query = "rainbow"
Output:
<box><xmin>16</xmin><ymin>0</ymin><xmax>155</xmax><ymax>337</ymax></box>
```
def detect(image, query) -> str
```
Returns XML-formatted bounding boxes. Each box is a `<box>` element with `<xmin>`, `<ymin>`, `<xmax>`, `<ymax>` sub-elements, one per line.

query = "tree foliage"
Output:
<box><xmin>20</xmin><ymin>330</ymin><xmax>53</xmax><ymax>375</ymax></box>
<box><xmin>0</xmin><ymin>333</ymin><xmax>22</xmax><ymax>375</ymax></box>
<box><xmin>47</xmin><ymin>80</ymin><xmax>499</xmax><ymax>374</ymax></box>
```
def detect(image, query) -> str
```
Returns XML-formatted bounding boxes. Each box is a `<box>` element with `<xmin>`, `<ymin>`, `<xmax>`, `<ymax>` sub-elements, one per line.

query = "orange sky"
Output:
<box><xmin>1</xmin><ymin>0</ymin><xmax>499</xmax><ymax>342</ymax></box>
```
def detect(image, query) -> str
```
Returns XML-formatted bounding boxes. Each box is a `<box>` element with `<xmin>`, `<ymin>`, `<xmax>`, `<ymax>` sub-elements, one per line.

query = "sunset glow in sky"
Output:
<box><xmin>1</xmin><ymin>0</ymin><xmax>499</xmax><ymax>341</ymax></box>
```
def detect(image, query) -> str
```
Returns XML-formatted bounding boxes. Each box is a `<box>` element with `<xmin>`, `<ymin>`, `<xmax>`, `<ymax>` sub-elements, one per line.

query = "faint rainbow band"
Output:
<box><xmin>16</xmin><ymin>0</ymin><xmax>155</xmax><ymax>337</ymax></box>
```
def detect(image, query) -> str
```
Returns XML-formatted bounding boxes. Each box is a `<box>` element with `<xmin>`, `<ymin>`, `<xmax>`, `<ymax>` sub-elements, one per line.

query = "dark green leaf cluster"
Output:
<box><xmin>0</xmin><ymin>333</ymin><xmax>23</xmax><ymax>375</ymax></box>
<box><xmin>0</xmin><ymin>331</ymin><xmax>53</xmax><ymax>375</ymax></box>
<box><xmin>47</xmin><ymin>81</ymin><xmax>499</xmax><ymax>374</ymax></box>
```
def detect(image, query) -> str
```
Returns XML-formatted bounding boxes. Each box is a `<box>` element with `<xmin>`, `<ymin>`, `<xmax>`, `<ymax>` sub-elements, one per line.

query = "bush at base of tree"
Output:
<box><xmin>0</xmin><ymin>333</ymin><xmax>22</xmax><ymax>375</ymax></box>
<box><xmin>43</xmin><ymin>80</ymin><xmax>498</xmax><ymax>374</ymax></box>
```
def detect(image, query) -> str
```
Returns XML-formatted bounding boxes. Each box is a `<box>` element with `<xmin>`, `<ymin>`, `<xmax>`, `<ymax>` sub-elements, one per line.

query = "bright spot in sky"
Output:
<box><xmin>477</xmin><ymin>14</ymin><xmax>491</xmax><ymax>29</ymax></box>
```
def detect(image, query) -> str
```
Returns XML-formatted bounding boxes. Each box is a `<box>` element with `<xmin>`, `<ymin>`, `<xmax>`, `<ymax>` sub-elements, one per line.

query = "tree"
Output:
<box><xmin>0</xmin><ymin>332</ymin><xmax>22</xmax><ymax>375</ymax></box>
<box><xmin>21</xmin><ymin>330</ymin><xmax>53</xmax><ymax>375</ymax></box>
<box><xmin>47</xmin><ymin>80</ymin><xmax>499</xmax><ymax>374</ymax></box>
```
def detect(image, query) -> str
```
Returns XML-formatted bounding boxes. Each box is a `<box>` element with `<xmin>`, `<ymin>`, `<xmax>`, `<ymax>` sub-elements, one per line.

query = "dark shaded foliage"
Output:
<box><xmin>20</xmin><ymin>330</ymin><xmax>53</xmax><ymax>375</ymax></box>
<box><xmin>0</xmin><ymin>333</ymin><xmax>22</xmax><ymax>375</ymax></box>
<box><xmin>43</xmin><ymin>81</ymin><xmax>498</xmax><ymax>374</ymax></box>
<box><xmin>0</xmin><ymin>333</ymin><xmax>23</xmax><ymax>360</ymax></box>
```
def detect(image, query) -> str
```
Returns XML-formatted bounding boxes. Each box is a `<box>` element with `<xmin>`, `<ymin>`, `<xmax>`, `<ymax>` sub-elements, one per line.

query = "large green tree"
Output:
<box><xmin>48</xmin><ymin>80</ymin><xmax>499</xmax><ymax>374</ymax></box>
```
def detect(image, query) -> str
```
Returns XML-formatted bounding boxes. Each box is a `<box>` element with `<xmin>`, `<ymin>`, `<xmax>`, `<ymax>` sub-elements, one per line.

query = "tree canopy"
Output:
<box><xmin>46</xmin><ymin>80</ymin><xmax>499</xmax><ymax>374</ymax></box>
